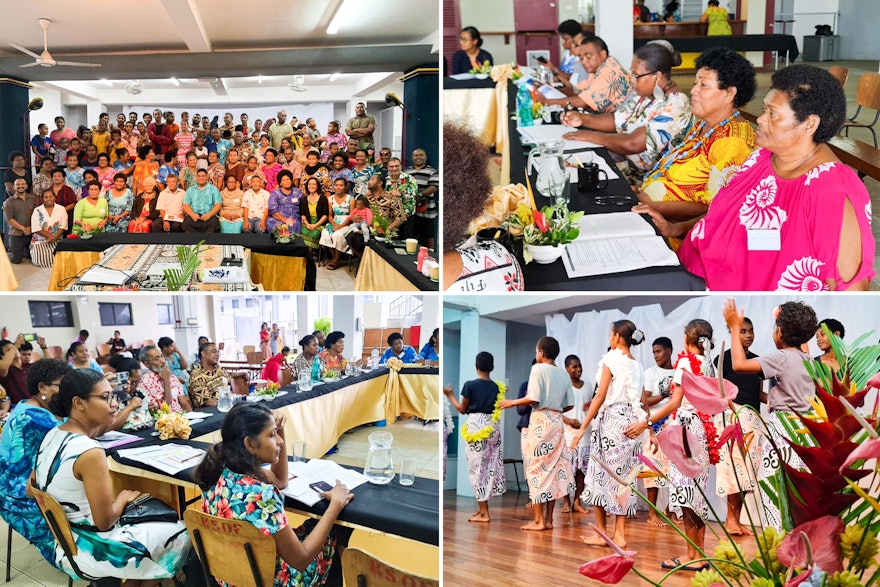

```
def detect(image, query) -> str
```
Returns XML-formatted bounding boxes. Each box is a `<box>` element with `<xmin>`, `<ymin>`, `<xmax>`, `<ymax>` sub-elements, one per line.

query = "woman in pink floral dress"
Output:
<box><xmin>655</xmin><ymin>65</ymin><xmax>875</xmax><ymax>290</ymax></box>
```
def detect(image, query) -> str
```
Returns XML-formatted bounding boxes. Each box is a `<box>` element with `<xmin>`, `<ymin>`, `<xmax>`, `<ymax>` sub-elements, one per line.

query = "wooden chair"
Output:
<box><xmin>341</xmin><ymin>547</ymin><xmax>438</xmax><ymax>587</ymax></box>
<box><xmin>843</xmin><ymin>72</ymin><xmax>880</xmax><ymax>147</ymax></box>
<box><xmin>30</xmin><ymin>481</ymin><xmax>101</xmax><ymax>587</ymax></box>
<box><xmin>242</xmin><ymin>345</ymin><xmax>256</xmax><ymax>358</ymax></box>
<box><xmin>183</xmin><ymin>509</ymin><xmax>276</xmax><ymax>587</ymax></box>
<box><xmin>828</xmin><ymin>65</ymin><xmax>849</xmax><ymax>87</ymax></box>
<box><xmin>246</xmin><ymin>351</ymin><xmax>264</xmax><ymax>366</ymax></box>
<box><xmin>95</xmin><ymin>343</ymin><xmax>111</xmax><ymax>362</ymax></box>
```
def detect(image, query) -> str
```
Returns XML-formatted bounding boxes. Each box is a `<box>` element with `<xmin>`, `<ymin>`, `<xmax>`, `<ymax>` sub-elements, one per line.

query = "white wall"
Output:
<box><xmin>791</xmin><ymin>0</ymin><xmax>839</xmax><ymax>54</ymax></box>
<box><xmin>460</xmin><ymin>0</ymin><xmax>517</xmax><ymax>65</ymax></box>
<box><xmin>837</xmin><ymin>0</ymin><xmax>878</xmax><ymax>60</ymax></box>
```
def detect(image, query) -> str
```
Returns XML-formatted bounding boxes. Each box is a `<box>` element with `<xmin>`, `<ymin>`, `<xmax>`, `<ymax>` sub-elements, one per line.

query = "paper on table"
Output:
<box><xmin>574</xmin><ymin>212</ymin><xmax>657</xmax><ymax>241</ymax></box>
<box><xmin>564</xmin><ymin>152</ymin><xmax>619</xmax><ymax>182</ymax></box>
<box><xmin>96</xmin><ymin>431</ymin><xmax>142</xmax><ymax>450</ymax></box>
<box><xmin>275</xmin><ymin>459</ymin><xmax>368</xmax><ymax>507</ymax></box>
<box><xmin>516</xmin><ymin>124</ymin><xmax>601</xmax><ymax>150</ymax></box>
<box><xmin>117</xmin><ymin>444</ymin><xmax>206</xmax><ymax>475</ymax></box>
<box><xmin>561</xmin><ymin>236</ymin><xmax>680</xmax><ymax>278</ymax></box>
<box><xmin>184</xmin><ymin>412</ymin><xmax>213</xmax><ymax>420</ymax></box>
<box><xmin>537</xmin><ymin>84</ymin><xmax>567</xmax><ymax>100</ymax></box>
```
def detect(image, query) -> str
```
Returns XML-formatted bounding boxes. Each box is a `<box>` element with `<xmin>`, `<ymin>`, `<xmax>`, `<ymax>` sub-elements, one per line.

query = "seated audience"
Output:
<box><xmin>301</xmin><ymin>177</ymin><xmax>330</xmax><ymax>252</ymax></box>
<box><xmin>320</xmin><ymin>178</ymin><xmax>355</xmax><ymax>270</ymax></box>
<box><xmin>107</xmin><ymin>331</ymin><xmax>127</xmax><ymax>355</ymax></box>
<box><xmin>451</xmin><ymin>26</ymin><xmax>493</xmax><ymax>75</ymax></box>
<box><xmin>293</xmin><ymin>335</ymin><xmax>320</xmax><ymax>377</ymax></box>
<box><xmin>318</xmin><ymin>332</ymin><xmax>348</xmax><ymax>374</ymax></box>
<box><xmin>562</xmin><ymin>41</ymin><xmax>692</xmax><ymax>185</ymax></box>
<box><xmin>30</xmin><ymin>188</ymin><xmax>67</xmax><ymax>267</ymax></box>
<box><xmin>138</xmin><ymin>344</ymin><xmax>192</xmax><ymax>412</ymax></box>
<box><xmin>104</xmin><ymin>173</ymin><xmax>134</xmax><ymax>232</ymax></box>
<box><xmin>0</xmin><ymin>337</ymin><xmax>31</xmax><ymax>405</ymax></box>
<box><xmin>128</xmin><ymin>176</ymin><xmax>160</xmax><ymax>233</ymax></box>
<box><xmin>219</xmin><ymin>173</ymin><xmax>245</xmax><ymax>234</ymax></box>
<box><xmin>66</xmin><ymin>342</ymin><xmax>102</xmax><ymax>373</ymax></box>
<box><xmin>154</xmin><ymin>173</ymin><xmax>186</xmax><ymax>233</ymax></box>
<box><xmin>189</xmin><ymin>342</ymin><xmax>230</xmax><ymax>408</ymax></box>
<box><xmin>72</xmin><ymin>180</ymin><xmax>108</xmax><ymax>235</ymax></box>
<box><xmin>0</xmin><ymin>359</ymin><xmax>71</xmax><ymax>565</ymax></box>
<box><xmin>267</xmin><ymin>170</ymin><xmax>303</xmax><ymax>235</ymax></box>
<box><xmin>380</xmin><ymin>332</ymin><xmax>418</xmax><ymax>364</ymax></box>
<box><xmin>33</xmin><ymin>368</ymin><xmax>191</xmax><ymax>582</ymax></box>
<box><xmin>194</xmin><ymin>403</ymin><xmax>351</xmax><ymax>587</ymax></box>
<box><xmin>182</xmin><ymin>168</ymin><xmax>222</xmax><ymax>233</ymax></box>
<box><xmin>419</xmin><ymin>328</ymin><xmax>440</xmax><ymax>365</ymax></box>
<box><xmin>668</xmin><ymin>65</ymin><xmax>875</xmax><ymax>290</ymax></box>
<box><xmin>157</xmin><ymin>337</ymin><xmax>190</xmax><ymax>390</ymax></box>
<box><xmin>242</xmin><ymin>174</ymin><xmax>271</xmax><ymax>233</ymax></box>
<box><xmin>631</xmin><ymin>47</ymin><xmax>756</xmax><ymax>248</ymax></box>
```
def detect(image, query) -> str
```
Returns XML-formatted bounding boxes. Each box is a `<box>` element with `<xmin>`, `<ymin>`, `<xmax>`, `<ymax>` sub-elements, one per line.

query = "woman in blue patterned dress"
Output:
<box><xmin>0</xmin><ymin>359</ymin><xmax>71</xmax><ymax>565</ymax></box>
<box><xmin>34</xmin><ymin>368</ymin><xmax>190</xmax><ymax>584</ymax></box>
<box><xmin>104</xmin><ymin>173</ymin><xmax>134</xmax><ymax>232</ymax></box>
<box><xmin>319</xmin><ymin>178</ymin><xmax>354</xmax><ymax>269</ymax></box>
<box><xmin>194</xmin><ymin>403</ymin><xmax>353</xmax><ymax>587</ymax></box>
<box><xmin>349</xmin><ymin>150</ymin><xmax>374</xmax><ymax>197</ymax></box>
<box><xmin>267</xmin><ymin>170</ymin><xmax>303</xmax><ymax>235</ymax></box>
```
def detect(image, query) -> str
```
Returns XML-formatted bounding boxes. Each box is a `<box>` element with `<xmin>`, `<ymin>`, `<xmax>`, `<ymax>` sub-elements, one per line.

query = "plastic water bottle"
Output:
<box><xmin>371</xmin><ymin>347</ymin><xmax>380</xmax><ymax>369</ymax></box>
<box><xmin>517</xmin><ymin>83</ymin><xmax>533</xmax><ymax>127</ymax></box>
<box><xmin>311</xmin><ymin>356</ymin><xmax>322</xmax><ymax>382</ymax></box>
<box><xmin>217</xmin><ymin>378</ymin><xmax>233</xmax><ymax>413</ymax></box>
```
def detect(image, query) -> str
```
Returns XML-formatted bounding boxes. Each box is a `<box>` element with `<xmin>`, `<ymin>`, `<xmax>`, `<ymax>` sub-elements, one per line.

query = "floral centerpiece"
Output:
<box><xmin>469</xmin><ymin>60</ymin><xmax>493</xmax><ymax>76</ymax></box>
<box><xmin>272</xmin><ymin>224</ymin><xmax>292</xmax><ymax>243</ymax></box>
<box><xmin>153</xmin><ymin>402</ymin><xmax>192</xmax><ymax>440</ymax></box>
<box><xmin>577</xmin><ymin>327</ymin><xmax>880</xmax><ymax>587</ymax></box>
<box><xmin>256</xmin><ymin>380</ymin><xmax>279</xmax><ymax>399</ymax></box>
<box><xmin>506</xmin><ymin>203</ymin><xmax>582</xmax><ymax>264</ymax></box>
<box><xmin>78</xmin><ymin>222</ymin><xmax>104</xmax><ymax>239</ymax></box>
<box><xmin>369</xmin><ymin>214</ymin><xmax>398</xmax><ymax>241</ymax></box>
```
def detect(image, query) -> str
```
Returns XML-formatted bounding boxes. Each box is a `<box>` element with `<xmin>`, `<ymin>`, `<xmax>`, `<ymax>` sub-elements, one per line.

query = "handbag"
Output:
<box><xmin>118</xmin><ymin>497</ymin><xmax>179</xmax><ymax>525</ymax></box>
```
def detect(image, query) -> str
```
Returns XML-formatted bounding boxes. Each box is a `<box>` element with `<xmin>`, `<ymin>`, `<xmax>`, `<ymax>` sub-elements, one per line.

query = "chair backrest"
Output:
<box><xmin>246</xmin><ymin>351</ymin><xmax>263</xmax><ymax>365</ymax></box>
<box><xmin>96</xmin><ymin>343</ymin><xmax>110</xmax><ymax>357</ymax></box>
<box><xmin>183</xmin><ymin>509</ymin><xmax>277</xmax><ymax>587</ymax></box>
<box><xmin>856</xmin><ymin>72</ymin><xmax>880</xmax><ymax>110</ymax></box>
<box><xmin>46</xmin><ymin>345</ymin><xmax>63</xmax><ymax>359</ymax></box>
<box><xmin>143</xmin><ymin>339</ymin><xmax>155</xmax><ymax>347</ymax></box>
<box><xmin>242</xmin><ymin>345</ymin><xmax>255</xmax><ymax>356</ymax></box>
<box><xmin>828</xmin><ymin>65</ymin><xmax>849</xmax><ymax>88</ymax></box>
<box><xmin>279</xmin><ymin>368</ymin><xmax>293</xmax><ymax>388</ymax></box>
<box><xmin>29</xmin><ymin>479</ymin><xmax>92</xmax><ymax>581</ymax></box>
<box><xmin>342</xmin><ymin>547</ymin><xmax>439</xmax><ymax>587</ymax></box>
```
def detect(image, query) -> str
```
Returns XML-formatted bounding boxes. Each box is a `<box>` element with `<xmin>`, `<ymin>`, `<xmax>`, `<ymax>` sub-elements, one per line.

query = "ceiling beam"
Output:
<box><xmin>31</xmin><ymin>80</ymin><xmax>102</xmax><ymax>103</ymax></box>
<box><xmin>351</xmin><ymin>73</ymin><xmax>400</xmax><ymax>97</ymax></box>
<box><xmin>159</xmin><ymin>0</ymin><xmax>212</xmax><ymax>53</ymax></box>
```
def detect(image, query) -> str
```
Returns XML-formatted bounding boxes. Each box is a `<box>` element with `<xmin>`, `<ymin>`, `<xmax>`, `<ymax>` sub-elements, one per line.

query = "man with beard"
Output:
<box><xmin>188</xmin><ymin>342</ymin><xmax>230</xmax><ymax>408</ymax></box>
<box><xmin>405</xmin><ymin>148</ymin><xmax>439</xmax><ymax>247</ymax></box>
<box><xmin>345</xmin><ymin>102</ymin><xmax>376</xmax><ymax>151</ymax></box>
<box><xmin>138</xmin><ymin>345</ymin><xmax>192</xmax><ymax>412</ymax></box>
<box><xmin>3</xmin><ymin>178</ymin><xmax>36</xmax><ymax>264</ymax></box>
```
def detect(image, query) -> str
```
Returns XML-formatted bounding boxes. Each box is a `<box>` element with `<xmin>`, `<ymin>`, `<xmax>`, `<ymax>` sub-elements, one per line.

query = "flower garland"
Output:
<box><xmin>676</xmin><ymin>351</ymin><xmax>721</xmax><ymax>465</ymax></box>
<box><xmin>461</xmin><ymin>380</ymin><xmax>507</xmax><ymax>444</ymax></box>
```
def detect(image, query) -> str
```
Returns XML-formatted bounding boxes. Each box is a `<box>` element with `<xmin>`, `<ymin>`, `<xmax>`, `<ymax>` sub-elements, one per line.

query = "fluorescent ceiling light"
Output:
<box><xmin>257</xmin><ymin>75</ymin><xmax>263</xmax><ymax>84</ymax></box>
<box><xmin>100</xmin><ymin>78</ymin><xmax>113</xmax><ymax>87</ymax></box>
<box><xmin>170</xmin><ymin>77</ymin><xmax>180</xmax><ymax>86</ymax></box>
<box><xmin>329</xmin><ymin>72</ymin><xmax>341</xmax><ymax>82</ymax></box>
<box><xmin>326</xmin><ymin>1</ymin><xmax>348</xmax><ymax>34</ymax></box>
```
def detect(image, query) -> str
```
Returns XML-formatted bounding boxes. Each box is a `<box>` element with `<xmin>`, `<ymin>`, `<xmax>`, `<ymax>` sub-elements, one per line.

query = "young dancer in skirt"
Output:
<box><xmin>499</xmin><ymin>337</ymin><xmax>575</xmax><ymax>531</ymax></box>
<box><xmin>722</xmin><ymin>298</ymin><xmax>818</xmax><ymax>530</ymax></box>
<box><xmin>561</xmin><ymin>355</ymin><xmax>591</xmax><ymax>514</ymax></box>
<box><xmin>641</xmin><ymin>337</ymin><xmax>675</xmax><ymax>528</ymax></box>
<box><xmin>625</xmin><ymin>319</ymin><xmax>715</xmax><ymax>571</ymax></box>
<box><xmin>573</xmin><ymin>321</ymin><xmax>646</xmax><ymax>548</ymax></box>
<box><xmin>444</xmin><ymin>352</ymin><xmax>506</xmax><ymax>522</ymax></box>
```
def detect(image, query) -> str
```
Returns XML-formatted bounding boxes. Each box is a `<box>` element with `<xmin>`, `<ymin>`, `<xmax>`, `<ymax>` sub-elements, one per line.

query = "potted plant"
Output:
<box><xmin>313</xmin><ymin>317</ymin><xmax>331</xmax><ymax>337</ymax></box>
<box><xmin>164</xmin><ymin>240</ymin><xmax>207</xmax><ymax>291</ymax></box>
<box><xmin>506</xmin><ymin>203</ymin><xmax>582</xmax><ymax>264</ymax></box>
<box><xmin>369</xmin><ymin>214</ymin><xmax>398</xmax><ymax>243</ymax></box>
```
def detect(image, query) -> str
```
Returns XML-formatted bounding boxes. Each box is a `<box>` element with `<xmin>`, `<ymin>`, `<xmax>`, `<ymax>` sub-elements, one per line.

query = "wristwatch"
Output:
<box><xmin>645</xmin><ymin>417</ymin><xmax>654</xmax><ymax>428</ymax></box>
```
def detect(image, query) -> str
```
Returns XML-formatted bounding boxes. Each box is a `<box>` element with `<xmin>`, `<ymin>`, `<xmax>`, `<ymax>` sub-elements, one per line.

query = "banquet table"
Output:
<box><xmin>633</xmin><ymin>34</ymin><xmax>800</xmax><ymax>66</ymax></box>
<box><xmin>354</xmin><ymin>240</ymin><xmax>439</xmax><ymax>291</ymax></box>
<box><xmin>105</xmin><ymin>366</ymin><xmax>440</xmax><ymax>546</ymax></box>
<box><xmin>49</xmin><ymin>232</ymin><xmax>317</xmax><ymax>291</ymax></box>
<box><xmin>508</xmin><ymin>105</ymin><xmax>706</xmax><ymax>290</ymax></box>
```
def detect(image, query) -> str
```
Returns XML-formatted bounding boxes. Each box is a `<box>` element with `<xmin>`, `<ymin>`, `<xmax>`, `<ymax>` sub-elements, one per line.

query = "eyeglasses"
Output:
<box><xmin>86</xmin><ymin>393</ymin><xmax>118</xmax><ymax>404</ymax></box>
<box><xmin>634</xmin><ymin>71</ymin><xmax>658</xmax><ymax>80</ymax></box>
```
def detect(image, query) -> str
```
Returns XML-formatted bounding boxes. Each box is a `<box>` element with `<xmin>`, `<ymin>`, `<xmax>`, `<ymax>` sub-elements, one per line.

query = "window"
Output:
<box><xmin>29</xmin><ymin>301</ymin><xmax>74</xmax><ymax>328</ymax></box>
<box><xmin>98</xmin><ymin>303</ymin><xmax>133</xmax><ymax>326</ymax></box>
<box><xmin>157</xmin><ymin>304</ymin><xmax>173</xmax><ymax>325</ymax></box>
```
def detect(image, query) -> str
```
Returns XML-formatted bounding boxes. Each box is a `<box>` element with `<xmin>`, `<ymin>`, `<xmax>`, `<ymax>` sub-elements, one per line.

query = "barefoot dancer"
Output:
<box><xmin>444</xmin><ymin>352</ymin><xmax>506</xmax><ymax>523</ymax></box>
<box><xmin>562</xmin><ymin>355</ymin><xmax>591</xmax><ymax>514</ymax></box>
<box><xmin>574</xmin><ymin>321</ymin><xmax>646</xmax><ymax>549</ymax></box>
<box><xmin>499</xmin><ymin>337</ymin><xmax>576</xmax><ymax>531</ymax></box>
<box><xmin>641</xmin><ymin>337</ymin><xmax>675</xmax><ymax>527</ymax></box>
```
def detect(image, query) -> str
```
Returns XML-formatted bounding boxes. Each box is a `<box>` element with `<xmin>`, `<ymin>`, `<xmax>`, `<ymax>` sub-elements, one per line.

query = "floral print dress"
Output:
<box><xmin>104</xmin><ymin>188</ymin><xmax>134</xmax><ymax>232</ymax></box>
<box><xmin>201</xmin><ymin>468</ymin><xmax>336</xmax><ymax>587</ymax></box>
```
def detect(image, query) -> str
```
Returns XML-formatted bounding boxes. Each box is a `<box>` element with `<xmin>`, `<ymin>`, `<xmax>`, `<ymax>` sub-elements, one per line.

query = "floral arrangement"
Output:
<box><xmin>78</xmin><ymin>222</ymin><xmax>104</xmax><ymax>237</ymax></box>
<box><xmin>532</xmin><ymin>102</ymin><xmax>547</xmax><ymax>122</ymax></box>
<box><xmin>272</xmin><ymin>224</ymin><xmax>292</xmax><ymax>242</ymax></box>
<box><xmin>469</xmin><ymin>60</ymin><xmax>493</xmax><ymax>75</ymax></box>
<box><xmin>489</xmin><ymin>63</ymin><xmax>523</xmax><ymax>83</ymax></box>
<box><xmin>256</xmin><ymin>381</ymin><xmax>279</xmax><ymax>398</ymax></box>
<box><xmin>461</xmin><ymin>381</ymin><xmax>506</xmax><ymax>443</ymax></box>
<box><xmin>369</xmin><ymin>214</ymin><xmax>398</xmax><ymax>240</ymax></box>
<box><xmin>164</xmin><ymin>240</ymin><xmax>207</xmax><ymax>291</ymax></box>
<box><xmin>153</xmin><ymin>403</ymin><xmax>191</xmax><ymax>440</ymax></box>
<box><xmin>677</xmin><ymin>351</ymin><xmax>722</xmax><ymax>465</ymax></box>
<box><xmin>577</xmin><ymin>329</ymin><xmax>880</xmax><ymax>586</ymax></box>
<box><xmin>506</xmin><ymin>203</ymin><xmax>582</xmax><ymax>263</ymax></box>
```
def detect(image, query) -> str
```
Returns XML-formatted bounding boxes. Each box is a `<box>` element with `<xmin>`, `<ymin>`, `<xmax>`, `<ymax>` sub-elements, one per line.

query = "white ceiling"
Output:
<box><xmin>0</xmin><ymin>0</ymin><xmax>439</xmax><ymax>104</ymax></box>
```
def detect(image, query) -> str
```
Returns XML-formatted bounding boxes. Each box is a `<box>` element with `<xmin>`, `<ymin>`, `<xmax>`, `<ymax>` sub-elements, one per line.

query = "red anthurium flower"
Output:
<box><xmin>840</xmin><ymin>438</ymin><xmax>880</xmax><ymax>472</ymax></box>
<box><xmin>784</xmin><ymin>568</ymin><xmax>817</xmax><ymax>587</ymax></box>
<box><xmin>777</xmin><ymin>517</ymin><xmax>844</xmax><ymax>573</ymax></box>
<box><xmin>578</xmin><ymin>523</ymin><xmax>637</xmax><ymax>584</ymax></box>
<box><xmin>657</xmin><ymin>424</ymin><xmax>703</xmax><ymax>478</ymax></box>
<box><xmin>680</xmin><ymin>369</ymin><xmax>738</xmax><ymax>415</ymax></box>
<box><xmin>533</xmin><ymin>209</ymin><xmax>549</xmax><ymax>233</ymax></box>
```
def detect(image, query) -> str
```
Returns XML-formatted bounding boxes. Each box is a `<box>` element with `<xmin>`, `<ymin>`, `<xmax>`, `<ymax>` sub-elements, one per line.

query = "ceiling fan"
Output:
<box><xmin>9</xmin><ymin>18</ymin><xmax>101</xmax><ymax>68</ymax></box>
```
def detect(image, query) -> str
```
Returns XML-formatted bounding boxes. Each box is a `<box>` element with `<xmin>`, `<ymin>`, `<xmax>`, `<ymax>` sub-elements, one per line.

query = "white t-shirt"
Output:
<box><xmin>562</xmin><ymin>381</ymin><xmax>593</xmax><ymax>448</ymax></box>
<box><xmin>242</xmin><ymin>189</ymin><xmax>270</xmax><ymax>219</ymax></box>
<box><xmin>595</xmin><ymin>348</ymin><xmax>645</xmax><ymax>415</ymax></box>
<box><xmin>526</xmin><ymin>363</ymin><xmax>574</xmax><ymax>411</ymax></box>
<box><xmin>644</xmin><ymin>364</ymin><xmax>675</xmax><ymax>412</ymax></box>
<box><xmin>30</xmin><ymin>204</ymin><xmax>68</xmax><ymax>241</ymax></box>
<box><xmin>194</xmin><ymin>146</ymin><xmax>209</xmax><ymax>170</ymax></box>
<box><xmin>157</xmin><ymin>188</ymin><xmax>186</xmax><ymax>222</ymax></box>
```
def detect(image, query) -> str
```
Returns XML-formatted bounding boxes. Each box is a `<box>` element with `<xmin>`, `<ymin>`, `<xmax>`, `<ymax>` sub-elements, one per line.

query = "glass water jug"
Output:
<box><xmin>363</xmin><ymin>431</ymin><xmax>395</xmax><ymax>484</ymax></box>
<box><xmin>527</xmin><ymin>139</ymin><xmax>568</xmax><ymax>204</ymax></box>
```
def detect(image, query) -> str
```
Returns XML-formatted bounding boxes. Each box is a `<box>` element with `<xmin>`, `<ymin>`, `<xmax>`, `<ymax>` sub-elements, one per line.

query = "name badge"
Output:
<box><xmin>747</xmin><ymin>229</ymin><xmax>781</xmax><ymax>251</ymax></box>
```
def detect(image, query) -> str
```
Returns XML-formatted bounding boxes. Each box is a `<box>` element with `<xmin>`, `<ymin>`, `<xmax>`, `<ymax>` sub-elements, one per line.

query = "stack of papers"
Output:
<box><xmin>561</xmin><ymin>212</ymin><xmax>680</xmax><ymax>278</ymax></box>
<box><xmin>516</xmin><ymin>124</ymin><xmax>600</xmax><ymax>151</ymax></box>
<box><xmin>274</xmin><ymin>459</ymin><xmax>367</xmax><ymax>507</ymax></box>
<box><xmin>116</xmin><ymin>444</ymin><xmax>206</xmax><ymax>475</ymax></box>
<box><xmin>96</xmin><ymin>431</ymin><xmax>142</xmax><ymax>450</ymax></box>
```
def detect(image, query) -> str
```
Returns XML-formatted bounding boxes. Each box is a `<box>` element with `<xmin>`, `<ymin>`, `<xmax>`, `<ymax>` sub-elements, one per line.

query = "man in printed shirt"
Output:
<box><xmin>138</xmin><ymin>345</ymin><xmax>192</xmax><ymax>412</ymax></box>
<box><xmin>379</xmin><ymin>332</ymin><xmax>418</xmax><ymax>364</ymax></box>
<box><xmin>188</xmin><ymin>342</ymin><xmax>230</xmax><ymax>408</ymax></box>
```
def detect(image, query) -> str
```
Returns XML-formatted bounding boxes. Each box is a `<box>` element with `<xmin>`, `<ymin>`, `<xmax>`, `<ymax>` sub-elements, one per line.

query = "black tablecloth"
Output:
<box><xmin>366</xmin><ymin>241</ymin><xmax>438</xmax><ymax>291</ymax></box>
<box><xmin>507</xmin><ymin>83</ymin><xmax>706</xmax><ymax>291</ymax></box>
<box><xmin>54</xmin><ymin>232</ymin><xmax>317</xmax><ymax>290</ymax></box>
<box><xmin>107</xmin><ymin>366</ymin><xmax>441</xmax><ymax>544</ymax></box>
<box><xmin>634</xmin><ymin>34</ymin><xmax>799</xmax><ymax>62</ymax></box>
<box><xmin>443</xmin><ymin>78</ymin><xmax>497</xmax><ymax>90</ymax></box>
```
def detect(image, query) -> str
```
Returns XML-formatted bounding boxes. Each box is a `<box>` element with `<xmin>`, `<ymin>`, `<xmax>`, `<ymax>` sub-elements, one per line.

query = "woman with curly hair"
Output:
<box><xmin>442</xmin><ymin>122</ymin><xmax>524</xmax><ymax>292</ymax></box>
<box><xmin>722</xmin><ymin>298</ymin><xmax>818</xmax><ymax>530</ymax></box>
<box><xmin>632</xmin><ymin>47</ymin><xmax>757</xmax><ymax>249</ymax></box>
<box><xmin>649</xmin><ymin>64</ymin><xmax>875</xmax><ymax>290</ymax></box>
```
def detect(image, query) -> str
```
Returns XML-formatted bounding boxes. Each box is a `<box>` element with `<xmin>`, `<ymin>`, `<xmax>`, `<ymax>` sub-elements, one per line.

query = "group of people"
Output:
<box><xmin>445</xmin><ymin>18</ymin><xmax>874</xmax><ymax>292</ymax></box>
<box><xmin>0</xmin><ymin>336</ymin><xmax>355</xmax><ymax>585</ymax></box>
<box><xmin>446</xmin><ymin>299</ymin><xmax>845</xmax><ymax>572</ymax></box>
<box><xmin>4</xmin><ymin>104</ymin><xmax>439</xmax><ymax>270</ymax></box>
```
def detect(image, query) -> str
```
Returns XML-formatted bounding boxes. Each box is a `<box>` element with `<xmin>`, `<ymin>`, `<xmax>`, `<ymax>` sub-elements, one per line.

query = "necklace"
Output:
<box><xmin>646</xmin><ymin>111</ymin><xmax>740</xmax><ymax>180</ymax></box>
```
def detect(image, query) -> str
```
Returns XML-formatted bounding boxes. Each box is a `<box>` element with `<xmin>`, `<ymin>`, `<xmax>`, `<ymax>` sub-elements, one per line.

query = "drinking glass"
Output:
<box><xmin>398</xmin><ymin>457</ymin><xmax>416</xmax><ymax>486</ymax></box>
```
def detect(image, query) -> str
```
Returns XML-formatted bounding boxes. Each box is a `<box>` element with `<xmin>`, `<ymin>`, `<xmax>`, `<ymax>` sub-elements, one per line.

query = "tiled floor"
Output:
<box><xmin>0</xmin><ymin>417</ymin><xmax>437</xmax><ymax>586</ymax></box>
<box><xmin>7</xmin><ymin>257</ymin><xmax>355</xmax><ymax>291</ymax></box>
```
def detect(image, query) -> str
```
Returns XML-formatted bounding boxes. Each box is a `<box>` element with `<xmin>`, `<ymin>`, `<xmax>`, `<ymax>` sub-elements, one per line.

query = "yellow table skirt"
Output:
<box><xmin>354</xmin><ymin>247</ymin><xmax>418</xmax><ymax>291</ymax></box>
<box><xmin>0</xmin><ymin>250</ymin><xmax>20</xmax><ymax>291</ymax></box>
<box><xmin>48</xmin><ymin>251</ymin><xmax>102</xmax><ymax>290</ymax></box>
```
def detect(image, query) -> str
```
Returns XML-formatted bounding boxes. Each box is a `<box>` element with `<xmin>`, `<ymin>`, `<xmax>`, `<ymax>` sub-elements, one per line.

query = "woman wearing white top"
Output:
<box><xmin>30</xmin><ymin>188</ymin><xmax>68</xmax><ymax>267</ymax></box>
<box><xmin>624</xmin><ymin>319</ymin><xmax>715</xmax><ymax>572</ymax></box>
<box><xmin>573</xmin><ymin>320</ymin><xmax>645</xmax><ymax>548</ymax></box>
<box><xmin>561</xmin><ymin>355</ymin><xmax>591</xmax><ymax>514</ymax></box>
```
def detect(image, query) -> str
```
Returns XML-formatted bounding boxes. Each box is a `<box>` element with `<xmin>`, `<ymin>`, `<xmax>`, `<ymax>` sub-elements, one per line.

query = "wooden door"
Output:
<box><xmin>514</xmin><ymin>0</ymin><xmax>559</xmax><ymax>66</ymax></box>
<box><xmin>443</xmin><ymin>0</ymin><xmax>461</xmax><ymax>74</ymax></box>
